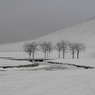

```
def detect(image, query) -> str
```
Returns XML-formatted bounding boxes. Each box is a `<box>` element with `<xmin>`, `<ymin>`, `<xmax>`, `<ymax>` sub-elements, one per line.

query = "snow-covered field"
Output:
<box><xmin>0</xmin><ymin>52</ymin><xmax>95</xmax><ymax>67</ymax></box>
<box><xmin>0</xmin><ymin>68</ymin><xmax>95</xmax><ymax>95</ymax></box>
<box><xmin>51</xmin><ymin>58</ymin><xmax>95</xmax><ymax>67</ymax></box>
<box><xmin>0</xmin><ymin>55</ymin><xmax>95</xmax><ymax>95</ymax></box>
<box><xmin>0</xmin><ymin>59</ymin><xmax>31</xmax><ymax>66</ymax></box>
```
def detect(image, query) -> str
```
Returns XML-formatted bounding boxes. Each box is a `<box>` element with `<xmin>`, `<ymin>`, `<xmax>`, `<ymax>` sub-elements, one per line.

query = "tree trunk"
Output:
<box><xmin>44</xmin><ymin>48</ymin><xmax>47</xmax><ymax>58</ymax></box>
<box><xmin>63</xmin><ymin>50</ymin><xmax>65</xmax><ymax>59</ymax></box>
<box><xmin>29</xmin><ymin>52</ymin><xmax>31</xmax><ymax>58</ymax></box>
<box><xmin>72</xmin><ymin>53</ymin><xmax>74</xmax><ymax>59</ymax></box>
<box><xmin>47</xmin><ymin>51</ymin><xmax>48</xmax><ymax>58</ymax></box>
<box><xmin>77</xmin><ymin>51</ymin><xmax>79</xmax><ymax>59</ymax></box>
<box><xmin>44</xmin><ymin>52</ymin><xmax>46</xmax><ymax>58</ymax></box>
<box><xmin>49</xmin><ymin>51</ymin><xmax>50</xmax><ymax>58</ymax></box>
<box><xmin>59</xmin><ymin>51</ymin><xmax>60</xmax><ymax>58</ymax></box>
<box><xmin>72</xmin><ymin>51</ymin><xmax>74</xmax><ymax>59</ymax></box>
<box><xmin>32</xmin><ymin>53</ymin><xmax>34</xmax><ymax>58</ymax></box>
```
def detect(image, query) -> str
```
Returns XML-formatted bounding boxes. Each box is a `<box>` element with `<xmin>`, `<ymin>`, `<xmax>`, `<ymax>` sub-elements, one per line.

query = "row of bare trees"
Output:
<box><xmin>23</xmin><ymin>41</ymin><xmax>85</xmax><ymax>59</ymax></box>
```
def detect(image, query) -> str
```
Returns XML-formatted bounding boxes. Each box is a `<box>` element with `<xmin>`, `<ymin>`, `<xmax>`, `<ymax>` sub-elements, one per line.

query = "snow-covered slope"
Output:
<box><xmin>35</xmin><ymin>17</ymin><xmax>95</xmax><ymax>48</ymax></box>
<box><xmin>0</xmin><ymin>17</ymin><xmax>95</xmax><ymax>51</ymax></box>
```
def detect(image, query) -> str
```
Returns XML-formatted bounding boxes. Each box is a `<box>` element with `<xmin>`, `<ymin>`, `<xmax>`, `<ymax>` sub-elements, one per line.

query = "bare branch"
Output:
<box><xmin>69</xmin><ymin>43</ymin><xmax>76</xmax><ymax>58</ymax></box>
<box><xmin>55</xmin><ymin>42</ymin><xmax>62</xmax><ymax>58</ymax></box>
<box><xmin>40</xmin><ymin>42</ymin><xmax>49</xmax><ymax>58</ymax></box>
<box><xmin>46</xmin><ymin>42</ymin><xmax>53</xmax><ymax>58</ymax></box>
<box><xmin>23</xmin><ymin>42</ymin><xmax>38</xmax><ymax>58</ymax></box>
<box><xmin>74</xmin><ymin>43</ymin><xmax>85</xmax><ymax>58</ymax></box>
<box><xmin>60</xmin><ymin>40</ymin><xmax>68</xmax><ymax>58</ymax></box>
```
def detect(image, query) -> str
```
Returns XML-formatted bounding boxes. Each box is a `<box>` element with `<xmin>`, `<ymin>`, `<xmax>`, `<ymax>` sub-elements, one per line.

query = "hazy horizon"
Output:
<box><xmin>0</xmin><ymin>0</ymin><xmax>95</xmax><ymax>44</ymax></box>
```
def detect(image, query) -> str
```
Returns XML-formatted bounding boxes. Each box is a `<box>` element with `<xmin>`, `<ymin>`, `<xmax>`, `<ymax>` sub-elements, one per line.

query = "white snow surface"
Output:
<box><xmin>0</xmin><ymin>69</ymin><xmax>95</xmax><ymax>95</ymax></box>
<box><xmin>51</xmin><ymin>59</ymin><xmax>95</xmax><ymax>67</ymax></box>
<box><xmin>0</xmin><ymin>59</ymin><xmax>32</xmax><ymax>66</ymax></box>
<box><xmin>0</xmin><ymin>52</ymin><xmax>95</xmax><ymax>67</ymax></box>
<box><xmin>0</xmin><ymin>53</ymin><xmax>95</xmax><ymax>95</ymax></box>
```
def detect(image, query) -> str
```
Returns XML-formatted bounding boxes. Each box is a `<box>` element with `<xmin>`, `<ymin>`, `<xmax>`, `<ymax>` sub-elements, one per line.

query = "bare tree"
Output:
<box><xmin>61</xmin><ymin>40</ymin><xmax>68</xmax><ymax>58</ymax></box>
<box><xmin>47</xmin><ymin>42</ymin><xmax>53</xmax><ymax>58</ymax></box>
<box><xmin>23</xmin><ymin>42</ymin><xmax>38</xmax><ymax>58</ymax></box>
<box><xmin>75</xmin><ymin>43</ymin><xmax>85</xmax><ymax>59</ymax></box>
<box><xmin>40</xmin><ymin>42</ymin><xmax>48</xmax><ymax>58</ymax></box>
<box><xmin>69</xmin><ymin>43</ymin><xmax>76</xmax><ymax>59</ymax></box>
<box><xmin>55</xmin><ymin>42</ymin><xmax>62</xmax><ymax>58</ymax></box>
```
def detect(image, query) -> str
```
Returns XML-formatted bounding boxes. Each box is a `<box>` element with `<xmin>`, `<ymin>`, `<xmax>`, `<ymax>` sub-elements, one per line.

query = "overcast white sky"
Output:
<box><xmin>0</xmin><ymin>0</ymin><xmax>95</xmax><ymax>44</ymax></box>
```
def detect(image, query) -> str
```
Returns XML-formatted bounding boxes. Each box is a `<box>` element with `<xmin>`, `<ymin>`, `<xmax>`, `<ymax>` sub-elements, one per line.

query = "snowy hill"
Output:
<box><xmin>35</xmin><ymin>17</ymin><xmax>95</xmax><ymax>47</ymax></box>
<box><xmin>1</xmin><ymin>17</ymin><xmax>95</xmax><ymax>52</ymax></box>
